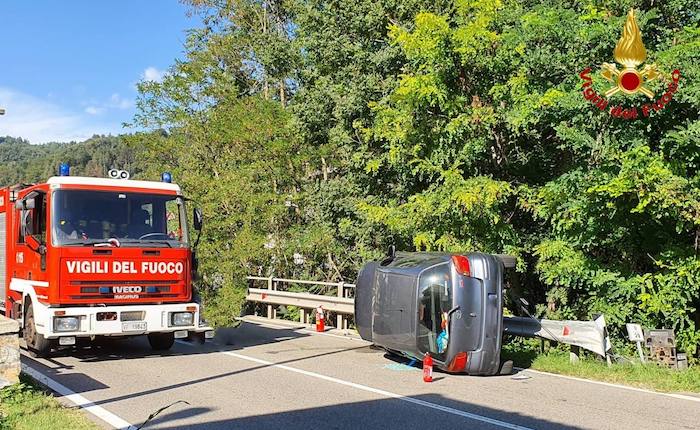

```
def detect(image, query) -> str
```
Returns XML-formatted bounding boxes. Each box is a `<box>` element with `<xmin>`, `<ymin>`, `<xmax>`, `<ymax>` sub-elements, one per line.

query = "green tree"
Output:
<box><xmin>131</xmin><ymin>0</ymin><xmax>700</xmax><ymax>356</ymax></box>
<box><xmin>364</xmin><ymin>0</ymin><xmax>700</xmax><ymax>353</ymax></box>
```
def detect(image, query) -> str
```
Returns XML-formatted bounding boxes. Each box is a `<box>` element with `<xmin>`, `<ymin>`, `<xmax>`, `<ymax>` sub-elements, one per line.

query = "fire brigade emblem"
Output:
<box><xmin>600</xmin><ymin>9</ymin><xmax>658</xmax><ymax>98</ymax></box>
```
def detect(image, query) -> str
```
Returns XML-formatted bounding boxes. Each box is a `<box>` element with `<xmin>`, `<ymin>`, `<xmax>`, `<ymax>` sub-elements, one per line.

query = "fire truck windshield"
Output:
<box><xmin>51</xmin><ymin>189</ymin><xmax>189</xmax><ymax>247</ymax></box>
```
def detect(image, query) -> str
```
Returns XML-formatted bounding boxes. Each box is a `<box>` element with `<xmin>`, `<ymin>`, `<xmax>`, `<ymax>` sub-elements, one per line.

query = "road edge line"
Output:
<box><xmin>22</xmin><ymin>363</ymin><xmax>136</xmax><ymax>430</ymax></box>
<box><xmin>516</xmin><ymin>367</ymin><xmax>700</xmax><ymax>403</ymax></box>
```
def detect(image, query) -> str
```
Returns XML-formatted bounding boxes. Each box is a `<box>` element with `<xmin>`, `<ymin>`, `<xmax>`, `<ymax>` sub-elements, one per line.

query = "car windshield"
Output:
<box><xmin>52</xmin><ymin>189</ymin><xmax>189</xmax><ymax>247</ymax></box>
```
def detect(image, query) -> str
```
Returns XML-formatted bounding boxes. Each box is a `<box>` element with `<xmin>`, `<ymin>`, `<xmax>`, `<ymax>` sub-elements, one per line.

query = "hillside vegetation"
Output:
<box><xmin>4</xmin><ymin>0</ymin><xmax>699</xmax><ymax>357</ymax></box>
<box><xmin>0</xmin><ymin>135</ymin><xmax>141</xmax><ymax>186</ymax></box>
<box><xmin>128</xmin><ymin>0</ymin><xmax>699</xmax><ymax>356</ymax></box>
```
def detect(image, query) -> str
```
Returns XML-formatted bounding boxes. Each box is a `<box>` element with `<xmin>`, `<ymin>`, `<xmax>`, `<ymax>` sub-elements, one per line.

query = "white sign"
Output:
<box><xmin>626</xmin><ymin>323</ymin><xmax>645</xmax><ymax>342</ymax></box>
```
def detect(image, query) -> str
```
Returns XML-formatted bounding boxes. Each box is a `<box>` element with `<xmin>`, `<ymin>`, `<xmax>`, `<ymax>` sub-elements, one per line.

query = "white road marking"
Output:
<box><xmin>22</xmin><ymin>363</ymin><xmax>135</xmax><ymax>430</ymax></box>
<box><xmin>242</xmin><ymin>318</ymin><xmax>700</xmax><ymax>405</ymax></box>
<box><xmin>175</xmin><ymin>341</ymin><xmax>531</xmax><ymax>430</ymax></box>
<box><xmin>518</xmin><ymin>368</ymin><xmax>700</xmax><ymax>404</ymax></box>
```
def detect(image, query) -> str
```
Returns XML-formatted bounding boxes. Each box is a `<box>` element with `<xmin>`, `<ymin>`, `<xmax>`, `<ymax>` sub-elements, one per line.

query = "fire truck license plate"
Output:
<box><xmin>122</xmin><ymin>321</ymin><xmax>147</xmax><ymax>332</ymax></box>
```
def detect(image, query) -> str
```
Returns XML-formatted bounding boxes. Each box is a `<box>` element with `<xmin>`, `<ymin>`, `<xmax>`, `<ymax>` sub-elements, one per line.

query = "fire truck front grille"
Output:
<box><xmin>79</xmin><ymin>286</ymin><xmax>171</xmax><ymax>294</ymax></box>
<box><xmin>71</xmin><ymin>280</ymin><xmax>172</xmax><ymax>285</ymax></box>
<box><xmin>70</xmin><ymin>294</ymin><xmax>179</xmax><ymax>300</ymax></box>
<box><xmin>121</xmin><ymin>311</ymin><xmax>146</xmax><ymax>321</ymax></box>
<box><xmin>68</xmin><ymin>280</ymin><xmax>180</xmax><ymax>300</ymax></box>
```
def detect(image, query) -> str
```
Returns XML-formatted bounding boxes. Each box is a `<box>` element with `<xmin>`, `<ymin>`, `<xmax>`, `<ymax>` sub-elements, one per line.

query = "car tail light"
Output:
<box><xmin>447</xmin><ymin>352</ymin><xmax>468</xmax><ymax>373</ymax></box>
<box><xmin>452</xmin><ymin>255</ymin><xmax>471</xmax><ymax>276</ymax></box>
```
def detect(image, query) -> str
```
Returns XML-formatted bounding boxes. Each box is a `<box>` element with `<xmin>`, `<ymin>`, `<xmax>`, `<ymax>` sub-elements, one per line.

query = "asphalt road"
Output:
<box><xmin>21</xmin><ymin>318</ymin><xmax>700</xmax><ymax>430</ymax></box>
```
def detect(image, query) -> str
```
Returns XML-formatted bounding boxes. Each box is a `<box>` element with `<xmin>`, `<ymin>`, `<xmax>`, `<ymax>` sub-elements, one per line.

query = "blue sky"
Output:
<box><xmin>0</xmin><ymin>1</ymin><xmax>199</xmax><ymax>143</ymax></box>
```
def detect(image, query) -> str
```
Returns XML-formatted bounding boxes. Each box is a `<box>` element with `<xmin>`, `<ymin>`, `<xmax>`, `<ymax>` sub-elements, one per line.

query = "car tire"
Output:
<box><xmin>24</xmin><ymin>303</ymin><xmax>52</xmax><ymax>357</ymax></box>
<box><xmin>147</xmin><ymin>332</ymin><xmax>175</xmax><ymax>351</ymax></box>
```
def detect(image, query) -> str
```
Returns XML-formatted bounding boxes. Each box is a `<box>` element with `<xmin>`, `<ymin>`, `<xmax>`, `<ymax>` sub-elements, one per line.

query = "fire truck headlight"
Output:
<box><xmin>54</xmin><ymin>316</ymin><xmax>80</xmax><ymax>332</ymax></box>
<box><xmin>170</xmin><ymin>312</ymin><xmax>194</xmax><ymax>327</ymax></box>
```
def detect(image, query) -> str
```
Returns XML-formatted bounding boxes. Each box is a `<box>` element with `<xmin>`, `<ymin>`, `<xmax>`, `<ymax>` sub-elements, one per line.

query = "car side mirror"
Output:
<box><xmin>193</xmin><ymin>207</ymin><xmax>203</xmax><ymax>231</ymax></box>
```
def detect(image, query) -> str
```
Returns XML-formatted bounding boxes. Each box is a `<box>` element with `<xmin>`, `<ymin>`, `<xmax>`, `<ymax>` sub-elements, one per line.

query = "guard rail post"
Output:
<box><xmin>267</xmin><ymin>276</ymin><xmax>273</xmax><ymax>319</ymax></box>
<box><xmin>337</xmin><ymin>282</ymin><xmax>344</xmax><ymax>330</ymax></box>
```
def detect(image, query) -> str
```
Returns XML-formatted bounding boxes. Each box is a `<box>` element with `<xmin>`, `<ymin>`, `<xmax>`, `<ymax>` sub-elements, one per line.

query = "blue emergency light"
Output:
<box><xmin>161</xmin><ymin>172</ymin><xmax>172</xmax><ymax>183</ymax></box>
<box><xmin>59</xmin><ymin>163</ymin><xmax>70</xmax><ymax>176</ymax></box>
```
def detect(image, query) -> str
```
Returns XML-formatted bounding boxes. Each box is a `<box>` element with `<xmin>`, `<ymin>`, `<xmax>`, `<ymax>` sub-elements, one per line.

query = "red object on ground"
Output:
<box><xmin>562</xmin><ymin>326</ymin><xmax>571</xmax><ymax>336</ymax></box>
<box><xmin>423</xmin><ymin>353</ymin><xmax>434</xmax><ymax>382</ymax></box>
<box><xmin>316</xmin><ymin>305</ymin><xmax>325</xmax><ymax>332</ymax></box>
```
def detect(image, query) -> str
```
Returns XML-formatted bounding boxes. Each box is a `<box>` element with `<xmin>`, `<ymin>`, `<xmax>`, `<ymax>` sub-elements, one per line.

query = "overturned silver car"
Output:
<box><xmin>355</xmin><ymin>251</ymin><xmax>513</xmax><ymax>375</ymax></box>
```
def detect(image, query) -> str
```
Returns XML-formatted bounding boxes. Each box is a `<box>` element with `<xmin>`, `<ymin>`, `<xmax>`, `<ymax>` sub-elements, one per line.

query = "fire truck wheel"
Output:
<box><xmin>24</xmin><ymin>303</ymin><xmax>52</xmax><ymax>357</ymax></box>
<box><xmin>147</xmin><ymin>332</ymin><xmax>175</xmax><ymax>351</ymax></box>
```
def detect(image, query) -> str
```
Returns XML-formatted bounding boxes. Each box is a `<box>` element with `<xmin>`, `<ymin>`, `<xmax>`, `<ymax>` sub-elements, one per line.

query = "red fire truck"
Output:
<box><xmin>0</xmin><ymin>166</ymin><xmax>213</xmax><ymax>356</ymax></box>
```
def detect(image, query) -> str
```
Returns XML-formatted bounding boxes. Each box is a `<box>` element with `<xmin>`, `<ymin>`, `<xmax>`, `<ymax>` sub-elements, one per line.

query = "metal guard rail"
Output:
<box><xmin>247</xmin><ymin>288</ymin><xmax>354</xmax><ymax>314</ymax></box>
<box><xmin>246</xmin><ymin>276</ymin><xmax>356</xmax><ymax>328</ymax></box>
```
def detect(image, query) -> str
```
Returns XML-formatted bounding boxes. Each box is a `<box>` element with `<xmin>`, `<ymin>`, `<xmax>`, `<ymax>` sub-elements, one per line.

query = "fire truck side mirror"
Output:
<box><xmin>15</xmin><ymin>197</ymin><xmax>36</xmax><ymax>210</ymax></box>
<box><xmin>25</xmin><ymin>235</ymin><xmax>46</xmax><ymax>255</ymax></box>
<box><xmin>193</xmin><ymin>208</ymin><xmax>203</xmax><ymax>231</ymax></box>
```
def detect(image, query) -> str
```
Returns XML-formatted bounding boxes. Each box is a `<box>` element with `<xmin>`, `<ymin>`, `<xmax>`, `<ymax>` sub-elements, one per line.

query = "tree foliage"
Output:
<box><xmin>0</xmin><ymin>135</ymin><xmax>138</xmax><ymax>187</ymax></box>
<box><xmin>5</xmin><ymin>1</ymin><xmax>693</xmax><ymax>354</ymax></box>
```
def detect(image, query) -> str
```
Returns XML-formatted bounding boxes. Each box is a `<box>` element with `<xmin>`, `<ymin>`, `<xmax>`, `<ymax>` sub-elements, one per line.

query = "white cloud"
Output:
<box><xmin>81</xmin><ymin>93</ymin><xmax>132</xmax><ymax>115</ymax></box>
<box><xmin>0</xmin><ymin>87</ymin><xmax>123</xmax><ymax>143</ymax></box>
<box><xmin>143</xmin><ymin>66</ymin><xmax>165</xmax><ymax>83</ymax></box>
<box><xmin>108</xmin><ymin>93</ymin><xmax>132</xmax><ymax>110</ymax></box>
<box><xmin>85</xmin><ymin>106</ymin><xmax>104</xmax><ymax>115</ymax></box>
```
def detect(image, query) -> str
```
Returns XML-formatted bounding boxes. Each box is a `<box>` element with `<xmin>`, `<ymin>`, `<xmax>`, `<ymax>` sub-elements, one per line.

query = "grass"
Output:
<box><xmin>0</xmin><ymin>374</ymin><xmax>99</xmax><ymax>430</ymax></box>
<box><xmin>503</xmin><ymin>341</ymin><xmax>700</xmax><ymax>394</ymax></box>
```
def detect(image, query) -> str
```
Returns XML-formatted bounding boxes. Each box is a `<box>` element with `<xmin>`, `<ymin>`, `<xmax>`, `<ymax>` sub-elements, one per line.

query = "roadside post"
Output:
<box><xmin>337</xmin><ymin>281</ymin><xmax>344</xmax><ymax>329</ymax></box>
<box><xmin>626</xmin><ymin>323</ymin><xmax>646</xmax><ymax>363</ymax></box>
<box><xmin>267</xmin><ymin>276</ymin><xmax>274</xmax><ymax>319</ymax></box>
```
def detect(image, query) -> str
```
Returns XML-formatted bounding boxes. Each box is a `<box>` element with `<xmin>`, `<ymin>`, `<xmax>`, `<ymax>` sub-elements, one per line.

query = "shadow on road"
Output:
<box><xmin>21</xmin><ymin>322</ymin><xmax>363</xmax><ymax>398</ymax></box>
<box><xmin>20</xmin><ymin>322</ymin><xmax>591</xmax><ymax>430</ymax></box>
<box><xmin>141</xmin><ymin>393</ymin><xmax>584</xmax><ymax>430</ymax></box>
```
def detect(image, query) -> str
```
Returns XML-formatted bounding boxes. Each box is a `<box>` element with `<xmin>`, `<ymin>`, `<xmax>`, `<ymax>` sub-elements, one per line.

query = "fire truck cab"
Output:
<box><xmin>0</xmin><ymin>169</ymin><xmax>212</xmax><ymax>356</ymax></box>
